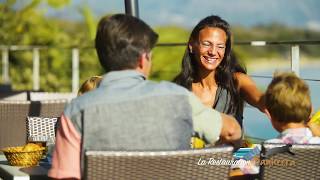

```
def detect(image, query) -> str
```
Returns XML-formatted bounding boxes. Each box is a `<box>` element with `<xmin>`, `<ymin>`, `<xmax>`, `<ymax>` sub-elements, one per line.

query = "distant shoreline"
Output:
<box><xmin>245</xmin><ymin>58</ymin><xmax>320</xmax><ymax>73</ymax></box>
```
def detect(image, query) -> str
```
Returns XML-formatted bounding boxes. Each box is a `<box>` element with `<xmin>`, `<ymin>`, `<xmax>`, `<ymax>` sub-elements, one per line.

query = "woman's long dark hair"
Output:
<box><xmin>173</xmin><ymin>15</ymin><xmax>246</xmax><ymax>116</ymax></box>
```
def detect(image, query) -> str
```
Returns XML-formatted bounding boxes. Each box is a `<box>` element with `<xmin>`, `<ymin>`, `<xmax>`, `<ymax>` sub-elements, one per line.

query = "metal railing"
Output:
<box><xmin>1</xmin><ymin>40</ymin><xmax>320</xmax><ymax>92</ymax></box>
<box><xmin>0</xmin><ymin>45</ymin><xmax>82</xmax><ymax>92</ymax></box>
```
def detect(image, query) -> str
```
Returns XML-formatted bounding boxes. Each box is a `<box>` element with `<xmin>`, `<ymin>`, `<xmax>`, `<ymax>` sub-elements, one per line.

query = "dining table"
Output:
<box><xmin>0</xmin><ymin>153</ymin><xmax>50</xmax><ymax>180</ymax></box>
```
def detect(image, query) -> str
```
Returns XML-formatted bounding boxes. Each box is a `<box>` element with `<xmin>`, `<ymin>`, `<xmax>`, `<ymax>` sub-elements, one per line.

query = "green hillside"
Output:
<box><xmin>151</xmin><ymin>26</ymin><xmax>189</xmax><ymax>81</ymax></box>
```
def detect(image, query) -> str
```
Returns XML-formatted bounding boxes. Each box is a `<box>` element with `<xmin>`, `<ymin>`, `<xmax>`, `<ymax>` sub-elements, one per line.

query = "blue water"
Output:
<box><xmin>243</xmin><ymin>66</ymin><xmax>320</xmax><ymax>140</ymax></box>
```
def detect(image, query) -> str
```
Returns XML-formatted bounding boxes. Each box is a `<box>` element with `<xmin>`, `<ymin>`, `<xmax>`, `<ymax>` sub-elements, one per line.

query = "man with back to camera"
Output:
<box><xmin>48</xmin><ymin>14</ymin><xmax>241</xmax><ymax>179</ymax></box>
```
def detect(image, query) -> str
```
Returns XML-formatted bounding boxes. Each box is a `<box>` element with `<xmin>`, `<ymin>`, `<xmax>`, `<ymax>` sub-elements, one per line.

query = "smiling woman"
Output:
<box><xmin>173</xmin><ymin>15</ymin><xmax>267</xmax><ymax>130</ymax></box>
<box><xmin>193</xmin><ymin>27</ymin><xmax>227</xmax><ymax>72</ymax></box>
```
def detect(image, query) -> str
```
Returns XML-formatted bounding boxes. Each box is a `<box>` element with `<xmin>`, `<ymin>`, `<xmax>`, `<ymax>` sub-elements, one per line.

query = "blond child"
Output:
<box><xmin>265</xmin><ymin>72</ymin><xmax>320</xmax><ymax>144</ymax></box>
<box><xmin>77</xmin><ymin>76</ymin><xmax>102</xmax><ymax>96</ymax></box>
<box><xmin>234</xmin><ymin>72</ymin><xmax>320</xmax><ymax>175</ymax></box>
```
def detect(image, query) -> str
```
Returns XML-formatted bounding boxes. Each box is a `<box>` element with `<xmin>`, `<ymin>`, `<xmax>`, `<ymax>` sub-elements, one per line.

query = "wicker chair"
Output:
<box><xmin>0</xmin><ymin>100</ymin><xmax>31</xmax><ymax>149</ymax></box>
<box><xmin>26</xmin><ymin>116</ymin><xmax>59</xmax><ymax>145</ymax></box>
<box><xmin>0</xmin><ymin>100</ymin><xmax>66</xmax><ymax>149</ymax></box>
<box><xmin>36</xmin><ymin>99</ymin><xmax>67</xmax><ymax>117</ymax></box>
<box><xmin>0</xmin><ymin>91</ymin><xmax>28</xmax><ymax>100</ymax></box>
<box><xmin>259</xmin><ymin>143</ymin><xmax>320</xmax><ymax>180</ymax></box>
<box><xmin>85</xmin><ymin>146</ymin><xmax>234</xmax><ymax>180</ymax></box>
<box><xmin>30</xmin><ymin>92</ymin><xmax>76</xmax><ymax>102</ymax></box>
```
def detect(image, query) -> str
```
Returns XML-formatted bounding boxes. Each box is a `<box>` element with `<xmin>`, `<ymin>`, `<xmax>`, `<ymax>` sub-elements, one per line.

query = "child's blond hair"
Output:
<box><xmin>77</xmin><ymin>76</ymin><xmax>103</xmax><ymax>96</ymax></box>
<box><xmin>264</xmin><ymin>72</ymin><xmax>311</xmax><ymax>123</ymax></box>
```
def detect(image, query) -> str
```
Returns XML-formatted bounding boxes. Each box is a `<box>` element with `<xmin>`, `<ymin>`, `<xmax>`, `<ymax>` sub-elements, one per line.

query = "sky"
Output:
<box><xmin>43</xmin><ymin>0</ymin><xmax>320</xmax><ymax>30</ymax></box>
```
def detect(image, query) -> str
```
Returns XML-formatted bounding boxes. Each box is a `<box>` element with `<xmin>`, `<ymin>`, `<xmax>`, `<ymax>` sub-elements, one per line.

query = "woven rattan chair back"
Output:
<box><xmin>85</xmin><ymin>146</ymin><xmax>233</xmax><ymax>180</ymax></box>
<box><xmin>0</xmin><ymin>101</ymin><xmax>31</xmax><ymax>149</ymax></box>
<box><xmin>0</xmin><ymin>91</ymin><xmax>28</xmax><ymax>100</ymax></box>
<box><xmin>31</xmin><ymin>99</ymin><xmax>67</xmax><ymax>117</ymax></box>
<box><xmin>26</xmin><ymin>116</ymin><xmax>59</xmax><ymax>145</ymax></box>
<box><xmin>0</xmin><ymin>99</ymin><xmax>66</xmax><ymax>149</ymax></box>
<box><xmin>30</xmin><ymin>92</ymin><xmax>76</xmax><ymax>102</ymax></box>
<box><xmin>259</xmin><ymin>143</ymin><xmax>320</xmax><ymax>180</ymax></box>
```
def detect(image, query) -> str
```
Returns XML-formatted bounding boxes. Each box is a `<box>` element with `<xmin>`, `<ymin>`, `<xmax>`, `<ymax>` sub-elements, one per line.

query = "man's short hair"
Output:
<box><xmin>265</xmin><ymin>72</ymin><xmax>312</xmax><ymax>123</ymax></box>
<box><xmin>95</xmin><ymin>14</ymin><xmax>158</xmax><ymax>72</ymax></box>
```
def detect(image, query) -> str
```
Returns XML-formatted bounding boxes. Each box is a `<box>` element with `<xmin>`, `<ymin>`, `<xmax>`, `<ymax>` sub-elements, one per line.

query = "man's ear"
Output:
<box><xmin>137</xmin><ymin>53</ymin><xmax>144</xmax><ymax>69</ymax></box>
<box><xmin>136</xmin><ymin>52</ymin><xmax>149</xmax><ymax>72</ymax></box>
<box><xmin>307</xmin><ymin>106</ymin><xmax>314</xmax><ymax>123</ymax></box>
